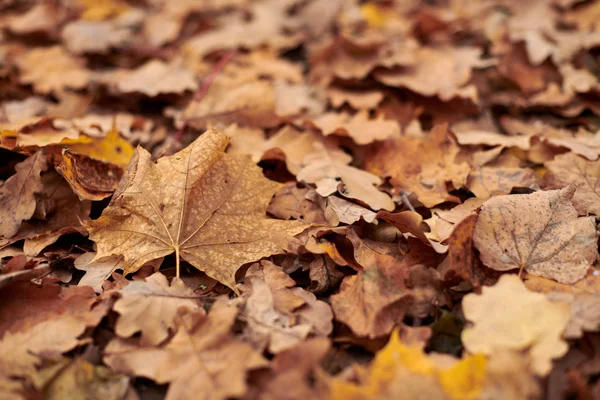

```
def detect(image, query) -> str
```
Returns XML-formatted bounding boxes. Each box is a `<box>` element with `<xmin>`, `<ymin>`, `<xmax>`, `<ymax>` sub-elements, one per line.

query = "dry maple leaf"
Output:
<box><xmin>113</xmin><ymin>272</ymin><xmax>201</xmax><ymax>346</ymax></box>
<box><xmin>88</xmin><ymin>128</ymin><xmax>306</xmax><ymax>292</ymax></box>
<box><xmin>473</xmin><ymin>187</ymin><xmax>597</xmax><ymax>284</ymax></box>
<box><xmin>0</xmin><ymin>150</ymin><xmax>47</xmax><ymax>238</ymax></box>
<box><xmin>462</xmin><ymin>274</ymin><xmax>570</xmax><ymax>376</ymax></box>
<box><xmin>545</xmin><ymin>152</ymin><xmax>600</xmax><ymax>215</ymax></box>
<box><xmin>109</xmin><ymin>60</ymin><xmax>198</xmax><ymax>97</ymax></box>
<box><xmin>467</xmin><ymin>167</ymin><xmax>537</xmax><ymax>200</ymax></box>
<box><xmin>308</xmin><ymin>111</ymin><xmax>400</xmax><ymax>145</ymax></box>
<box><xmin>364</xmin><ymin>124</ymin><xmax>470</xmax><ymax>208</ymax></box>
<box><xmin>104</xmin><ymin>298</ymin><xmax>268</xmax><ymax>400</ymax></box>
<box><xmin>330</xmin><ymin>329</ymin><xmax>487</xmax><ymax>400</ymax></box>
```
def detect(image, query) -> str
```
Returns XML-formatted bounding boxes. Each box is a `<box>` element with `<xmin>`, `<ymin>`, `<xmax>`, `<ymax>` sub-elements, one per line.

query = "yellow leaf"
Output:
<box><xmin>66</xmin><ymin>126</ymin><xmax>134</xmax><ymax>168</ymax></box>
<box><xmin>78</xmin><ymin>0</ymin><xmax>129</xmax><ymax>21</ymax></box>
<box><xmin>331</xmin><ymin>330</ymin><xmax>487</xmax><ymax>400</ymax></box>
<box><xmin>361</xmin><ymin>4</ymin><xmax>388</xmax><ymax>28</ymax></box>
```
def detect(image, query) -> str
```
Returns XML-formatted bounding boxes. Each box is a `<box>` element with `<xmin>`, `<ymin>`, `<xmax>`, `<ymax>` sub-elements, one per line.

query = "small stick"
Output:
<box><xmin>174</xmin><ymin>50</ymin><xmax>237</xmax><ymax>142</ymax></box>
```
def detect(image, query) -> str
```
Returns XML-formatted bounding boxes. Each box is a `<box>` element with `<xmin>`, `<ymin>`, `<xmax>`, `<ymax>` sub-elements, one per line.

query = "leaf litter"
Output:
<box><xmin>1</xmin><ymin>1</ymin><xmax>600</xmax><ymax>399</ymax></box>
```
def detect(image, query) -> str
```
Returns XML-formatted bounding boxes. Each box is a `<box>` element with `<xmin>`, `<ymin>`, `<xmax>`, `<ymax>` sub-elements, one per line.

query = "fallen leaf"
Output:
<box><xmin>330</xmin><ymin>232</ymin><xmax>413</xmax><ymax>338</ymax></box>
<box><xmin>545</xmin><ymin>152</ymin><xmax>600</xmax><ymax>215</ymax></box>
<box><xmin>32</xmin><ymin>358</ymin><xmax>131</xmax><ymax>400</ymax></box>
<box><xmin>104</xmin><ymin>298</ymin><xmax>268</xmax><ymax>400</ymax></box>
<box><xmin>73</xmin><ymin>252</ymin><xmax>123</xmax><ymax>293</ymax></box>
<box><xmin>364</xmin><ymin>124</ymin><xmax>470</xmax><ymax>207</ymax></box>
<box><xmin>462</xmin><ymin>274</ymin><xmax>570</xmax><ymax>376</ymax></box>
<box><xmin>473</xmin><ymin>187</ymin><xmax>597</xmax><ymax>283</ymax></box>
<box><xmin>297</xmin><ymin>139</ymin><xmax>394</xmax><ymax>211</ymax></box>
<box><xmin>0</xmin><ymin>150</ymin><xmax>47</xmax><ymax>238</ymax></box>
<box><xmin>330</xmin><ymin>329</ymin><xmax>487</xmax><ymax>400</ymax></box>
<box><xmin>525</xmin><ymin>273</ymin><xmax>600</xmax><ymax>338</ymax></box>
<box><xmin>267</xmin><ymin>183</ymin><xmax>328</xmax><ymax>224</ymax></box>
<box><xmin>113</xmin><ymin>272</ymin><xmax>201</xmax><ymax>346</ymax></box>
<box><xmin>308</xmin><ymin>111</ymin><xmax>400</xmax><ymax>145</ymax></box>
<box><xmin>378</xmin><ymin>210</ymin><xmax>448</xmax><ymax>253</ymax></box>
<box><xmin>467</xmin><ymin>166</ymin><xmax>537</xmax><ymax>200</ymax></box>
<box><xmin>16</xmin><ymin>46</ymin><xmax>91</xmax><ymax>94</ymax></box>
<box><xmin>0</xmin><ymin>172</ymin><xmax>91</xmax><ymax>256</ymax></box>
<box><xmin>56</xmin><ymin>149</ymin><xmax>123</xmax><ymax>201</ymax></box>
<box><xmin>325</xmin><ymin>196</ymin><xmax>377</xmax><ymax>225</ymax></box>
<box><xmin>88</xmin><ymin>128</ymin><xmax>306</xmax><ymax>291</ymax></box>
<box><xmin>109</xmin><ymin>60</ymin><xmax>198</xmax><ymax>97</ymax></box>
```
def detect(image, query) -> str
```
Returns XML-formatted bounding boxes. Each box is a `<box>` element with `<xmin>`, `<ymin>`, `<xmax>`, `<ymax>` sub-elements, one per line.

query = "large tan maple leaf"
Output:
<box><xmin>87</xmin><ymin>128</ymin><xmax>306</xmax><ymax>291</ymax></box>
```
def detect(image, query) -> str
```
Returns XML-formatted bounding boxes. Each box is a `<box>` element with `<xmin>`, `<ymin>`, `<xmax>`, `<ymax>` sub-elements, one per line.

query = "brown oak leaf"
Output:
<box><xmin>88</xmin><ymin>128</ymin><xmax>306</xmax><ymax>292</ymax></box>
<box><xmin>473</xmin><ymin>187</ymin><xmax>597</xmax><ymax>284</ymax></box>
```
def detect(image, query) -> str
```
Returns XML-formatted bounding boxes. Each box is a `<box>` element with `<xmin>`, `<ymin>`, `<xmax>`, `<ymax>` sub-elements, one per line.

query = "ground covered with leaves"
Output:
<box><xmin>2</xmin><ymin>0</ymin><xmax>600</xmax><ymax>399</ymax></box>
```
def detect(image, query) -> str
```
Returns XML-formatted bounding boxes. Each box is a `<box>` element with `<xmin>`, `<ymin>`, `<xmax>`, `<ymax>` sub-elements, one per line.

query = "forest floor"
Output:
<box><xmin>1</xmin><ymin>1</ymin><xmax>600</xmax><ymax>399</ymax></box>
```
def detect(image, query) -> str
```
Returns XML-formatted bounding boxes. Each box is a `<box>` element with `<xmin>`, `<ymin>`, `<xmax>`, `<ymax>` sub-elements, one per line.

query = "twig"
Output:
<box><xmin>174</xmin><ymin>50</ymin><xmax>237</xmax><ymax>142</ymax></box>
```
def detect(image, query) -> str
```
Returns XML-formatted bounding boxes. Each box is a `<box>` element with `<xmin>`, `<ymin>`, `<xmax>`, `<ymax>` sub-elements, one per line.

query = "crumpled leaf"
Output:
<box><xmin>462</xmin><ymin>274</ymin><xmax>570</xmax><ymax>376</ymax></box>
<box><xmin>331</xmin><ymin>329</ymin><xmax>487</xmax><ymax>400</ymax></box>
<box><xmin>330</xmin><ymin>232</ymin><xmax>413</xmax><ymax>338</ymax></box>
<box><xmin>545</xmin><ymin>152</ymin><xmax>600</xmax><ymax>215</ymax></box>
<box><xmin>240</xmin><ymin>261</ymin><xmax>333</xmax><ymax>353</ymax></box>
<box><xmin>297</xmin><ymin>139</ymin><xmax>394</xmax><ymax>211</ymax></box>
<box><xmin>88</xmin><ymin>128</ymin><xmax>306</xmax><ymax>292</ymax></box>
<box><xmin>113</xmin><ymin>272</ymin><xmax>201</xmax><ymax>346</ymax></box>
<box><xmin>364</xmin><ymin>124</ymin><xmax>470</xmax><ymax>208</ymax></box>
<box><xmin>0</xmin><ymin>172</ymin><xmax>91</xmax><ymax>256</ymax></box>
<box><xmin>473</xmin><ymin>187</ymin><xmax>597</xmax><ymax>284</ymax></box>
<box><xmin>104</xmin><ymin>298</ymin><xmax>268</xmax><ymax>400</ymax></box>
<box><xmin>0</xmin><ymin>150</ymin><xmax>47</xmax><ymax>238</ymax></box>
<box><xmin>56</xmin><ymin>149</ymin><xmax>123</xmax><ymax>201</ymax></box>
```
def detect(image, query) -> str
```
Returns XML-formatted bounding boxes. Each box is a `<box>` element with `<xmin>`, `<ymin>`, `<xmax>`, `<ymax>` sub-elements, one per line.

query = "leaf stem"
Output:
<box><xmin>175</xmin><ymin>246</ymin><xmax>181</xmax><ymax>278</ymax></box>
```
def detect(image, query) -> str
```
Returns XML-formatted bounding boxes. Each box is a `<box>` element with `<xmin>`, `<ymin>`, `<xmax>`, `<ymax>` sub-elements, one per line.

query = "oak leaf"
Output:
<box><xmin>473</xmin><ymin>187</ymin><xmax>597</xmax><ymax>283</ymax></box>
<box><xmin>462</xmin><ymin>274</ymin><xmax>570</xmax><ymax>376</ymax></box>
<box><xmin>113</xmin><ymin>272</ymin><xmax>201</xmax><ymax>346</ymax></box>
<box><xmin>364</xmin><ymin>124</ymin><xmax>470</xmax><ymax>208</ymax></box>
<box><xmin>545</xmin><ymin>152</ymin><xmax>600</xmax><ymax>215</ymax></box>
<box><xmin>88</xmin><ymin>128</ymin><xmax>306</xmax><ymax>292</ymax></box>
<box><xmin>330</xmin><ymin>329</ymin><xmax>487</xmax><ymax>400</ymax></box>
<box><xmin>104</xmin><ymin>298</ymin><xmax>268</xmax><ymax>400</ymax></box>
<box><xmin>308</xmin><ymin>111</ymin><xmax>400</xmax><ymax>145</ymax></box>
<box><xmin>110</xmin><ymin>60</ymin><xmax>198</xmax><ymax>97</ymax></box>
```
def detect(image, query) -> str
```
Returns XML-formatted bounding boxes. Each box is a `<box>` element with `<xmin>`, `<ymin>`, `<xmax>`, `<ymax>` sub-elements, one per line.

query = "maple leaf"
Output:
<box><xmin>473</xmin><ymin>187</ymin><xmax>597</xmax><ymax>283</ymax></box>
<box><xmin>104</xmin><ymin>298</ymin><xmax>268</xmax><ymax>400</ymax></box>
<box><xmin>88</xmin><ymin>128</ymin><xmax>306</xmax><ymax>292</ymax></box>
<box><xmin>364</xmin><ymin>124</ymin><xmax>470</xmax><ymax>208</ymax></box>
<box><xmin>308</xmin><ymin>111</ymin><xmax>400</xmax><ymax>145</ymax></box>
<box><xmin>462</xmin><ymin>274</ymin><xmax>570</xmax><ymax>376</ymax></box>
<box><xmin>330</xmin><ymin>329</ymin><xmax>487</xmax><ymax>400</ymax></box>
